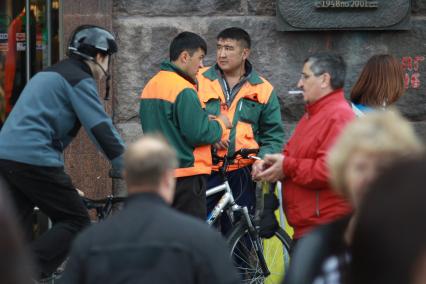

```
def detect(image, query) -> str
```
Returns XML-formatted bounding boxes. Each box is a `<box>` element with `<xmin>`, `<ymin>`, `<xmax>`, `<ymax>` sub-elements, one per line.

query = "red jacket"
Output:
<box><xmin>282</xmin><ymin>89</ymin><xmax>354</xmax><ymax>239</ymax></box>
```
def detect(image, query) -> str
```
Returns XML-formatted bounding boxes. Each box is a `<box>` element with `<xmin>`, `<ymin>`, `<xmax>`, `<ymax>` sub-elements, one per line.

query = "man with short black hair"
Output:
<box><xmin>139</xmin><ymin>31</ymin><xmax>231</xmax><ymax>219</ymax></box>
<box><xmin>257</xmin><ymin>53</ymin><xmax>354</xmax><ymax>241</ymax></box>
<box><xmin>60</xmin><ymin>135</ymin><xmax>240</xmax><ymax>284</ymax></box>
<box><xmin>197</xmin><ymin>27</ymin><xmax>284</xmax><ymax>229</ymax></box>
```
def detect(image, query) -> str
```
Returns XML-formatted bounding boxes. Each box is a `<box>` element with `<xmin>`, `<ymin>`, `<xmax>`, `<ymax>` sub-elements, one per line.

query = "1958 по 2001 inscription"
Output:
<box><xmin>315</xmin><ymin>1</ymin><xmax>379</xmax><ymax>9</ymax></box>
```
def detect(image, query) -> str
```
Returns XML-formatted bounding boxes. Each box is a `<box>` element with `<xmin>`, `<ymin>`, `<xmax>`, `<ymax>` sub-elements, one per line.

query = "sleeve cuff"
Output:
<box><xmin>213</xmin><ymin>118</ymin><xmax>226</xmax><ymax>134</ymax></box>
<box><xmin>283</xmin><ymin>155</ymin><xmax>293</xmax><ymax>177</ymax></box>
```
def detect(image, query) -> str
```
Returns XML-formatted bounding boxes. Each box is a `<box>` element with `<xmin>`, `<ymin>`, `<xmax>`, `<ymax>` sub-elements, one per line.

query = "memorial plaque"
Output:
<box><xmin>276</xmin><ymin>0</ymin><xmax>411</xmax><ymax>31</ymax></box>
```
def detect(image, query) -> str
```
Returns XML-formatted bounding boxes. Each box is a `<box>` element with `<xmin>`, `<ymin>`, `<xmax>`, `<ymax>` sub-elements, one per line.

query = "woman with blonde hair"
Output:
<box><xmin>284</xmin><ymin>110</ymin><xmax>424</xmax><ymax>284</ymax></box>
<box><xmin>350</xmin><ymin>54</ymin><xmax>404</xmax><ymax>116</ymax></box>
<box><xmin>328</xmin><ymin>110</ymin><xmax>422</xmax><ymax>209</ymax></box>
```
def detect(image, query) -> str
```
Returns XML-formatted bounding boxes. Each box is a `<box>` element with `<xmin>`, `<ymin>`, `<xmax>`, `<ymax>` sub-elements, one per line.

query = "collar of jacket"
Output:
<box><xmin>201</xmin><ymin>60</ymin><xmax>264</xmax><ymax>85</ymax></box>
<box><xmin>69</xmin><ymin>56</ymin><xmax>93</xmax><ymax>77</ymax></box>
<box><xmin>125</xmin><ymin>192</ymin><xmax>168</xmax><ymax>208</ymax></box>
<box><xmin>160</xmin><ymin>60</ymin><xmax>197</xmax><ymax>86</ymax></box>
<box><xmin>305</xmin><ymin>88</ymin><xmax>345</xmax><ymax>116</ymax></box>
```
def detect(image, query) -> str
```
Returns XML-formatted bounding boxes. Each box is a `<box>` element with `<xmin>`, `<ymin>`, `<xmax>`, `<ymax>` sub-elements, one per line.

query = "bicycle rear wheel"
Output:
<box><xmin>227</xmin><ymin>222</ymin><xmax>292</xmax><ymax>284</ymax></box>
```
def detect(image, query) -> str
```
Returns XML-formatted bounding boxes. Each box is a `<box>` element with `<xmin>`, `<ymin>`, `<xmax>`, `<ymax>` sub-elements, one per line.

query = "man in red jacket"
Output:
<box><xmin>256</xmin><ymin>53</ymin><xmax>354</xmax><ymax>241</ymax></box>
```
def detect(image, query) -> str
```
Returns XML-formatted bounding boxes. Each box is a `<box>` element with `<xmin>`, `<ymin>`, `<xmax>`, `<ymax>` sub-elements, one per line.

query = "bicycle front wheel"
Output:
<box><xmin>227</xmin><ymin>223</ymin><xmax>292</xmax><ymax>284</ymax></box>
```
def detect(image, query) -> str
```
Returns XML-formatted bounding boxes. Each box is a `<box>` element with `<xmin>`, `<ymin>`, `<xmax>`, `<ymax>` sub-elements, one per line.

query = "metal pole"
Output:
<box><xmin>25</xmin><ymin>0</ymin><xmax>30</xmax><ymax>82</ymax></box>
<box><xmin>47</xmin><ymin>0</ymin><xmax>52</xmax><ymax>66</ymax></box>
<box><xmin>58</xmin><ymin>0</ymin><xmax>64</xmax><ymax>59</ymax></box>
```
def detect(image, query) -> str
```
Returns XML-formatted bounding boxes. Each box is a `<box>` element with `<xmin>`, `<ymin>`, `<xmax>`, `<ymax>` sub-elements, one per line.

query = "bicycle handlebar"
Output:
<box><xmin>237</xmin><ymin>148</ymin><xmax>259</xmax><ymax>159</ymax></box>
<box><xmin>212</xmin><ymin>148</ymin><xmax>260</xmax><ymax>176</ymax></box>
<box><xmin>213</xmin><ymin>148</ymin><xmax>259</xmax><ymax>162</ymax></box>
<box><xmin>82</xmin><ymin>196</ymin><xmax>126</xmax><ymax>210</ymax></box>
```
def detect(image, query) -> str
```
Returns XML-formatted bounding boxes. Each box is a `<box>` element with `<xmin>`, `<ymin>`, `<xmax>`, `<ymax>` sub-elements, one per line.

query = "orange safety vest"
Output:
<box><xmin>141</xmin><ymin>69</ymin><xmax>214</xmax><ymax>178</ymax></box>
<box><xmin>197</xmin><ymin>67</ymin><xmax>275</xmax><ymax>171</ymax></box>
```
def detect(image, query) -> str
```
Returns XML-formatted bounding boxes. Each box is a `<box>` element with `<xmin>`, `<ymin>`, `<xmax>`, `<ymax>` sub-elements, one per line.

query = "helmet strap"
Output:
<box><xmin>92</xmin><ymin>59</ymin><xmax>111</xmax><ymax>100</ymax></box>
<box><xmin>72</xmin><ymin>50</ymin><xmax>111</xmax><ymax>100</ymax></box>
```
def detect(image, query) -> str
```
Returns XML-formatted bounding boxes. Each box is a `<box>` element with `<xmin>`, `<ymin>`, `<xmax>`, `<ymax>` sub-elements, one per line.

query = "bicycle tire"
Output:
<box><xmin>227</xmin><ymin>222</ymin><xmax>292</xmax><ymax>284</ymax></box>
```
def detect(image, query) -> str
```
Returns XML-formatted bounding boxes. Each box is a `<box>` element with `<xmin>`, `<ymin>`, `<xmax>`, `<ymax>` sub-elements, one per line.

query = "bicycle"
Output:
<box><xmin>82</xmin><ymin>194</ymin><xmax>126</xmax><ymax>221</ymax></box>
<box><xmin>34</xmin><ymin>193</ymin><xmax>126</xmax><ymax>284</ymax></box>
<box><xmin>206</xmin><ymin>148</ymin><xmax>292</xmax><ymax>284</ymax></box>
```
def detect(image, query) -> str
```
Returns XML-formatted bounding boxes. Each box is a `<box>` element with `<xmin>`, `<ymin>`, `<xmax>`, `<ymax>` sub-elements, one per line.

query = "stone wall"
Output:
<box><xmin>59</xmin><ymin>0</ymin><xmax>426</xmax><ymax>198</ymax></box>
<box><xmin>63</xmin><ymin>0</ymin><xmax>115</xmax><ymax>198</ymax></box>
<box><xmin>113</xmin><ymin>0</ymin><xmax>426</xmax><ymax>142</ymax></box>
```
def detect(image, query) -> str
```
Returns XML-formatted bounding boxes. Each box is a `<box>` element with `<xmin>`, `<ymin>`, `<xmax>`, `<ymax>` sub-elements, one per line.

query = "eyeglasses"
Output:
<box><xmin>300</xmin><ymin>73</ymin><xmax>311</xmax><ymax>81</ymax></box>
<box><xmin>300</xmin><ymin>72</ymin><xmax>324</xmax><ymax>81</ymax></box>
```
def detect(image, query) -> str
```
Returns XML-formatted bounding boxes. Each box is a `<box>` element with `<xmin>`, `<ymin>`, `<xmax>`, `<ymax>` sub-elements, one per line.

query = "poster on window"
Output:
<box><xmin>16</xmin><ymin>32</ymin><xmax>26</xmax><ymax>51</ymax></box>
<box><xmin>0</xmin><ymin>15</ymin><xmax>9</xmax><ymax>53</ymax></box>
<box><xmin>0</xmin><ymin>33</ymin><xmax>7</xmax><ymax>52</ymax></box>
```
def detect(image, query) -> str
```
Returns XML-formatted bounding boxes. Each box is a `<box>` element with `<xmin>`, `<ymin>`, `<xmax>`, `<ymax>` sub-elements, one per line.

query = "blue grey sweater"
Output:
<box><xmin>0</xmin><ymin>58</ymin><xmax>125</xmax><ymax>171</ymax></box>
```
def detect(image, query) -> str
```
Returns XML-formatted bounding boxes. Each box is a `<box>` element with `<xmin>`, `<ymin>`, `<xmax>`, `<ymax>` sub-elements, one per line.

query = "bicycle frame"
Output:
<box><xmin>205</xmin><ymin>179</ymin><xmax>262</xmax><ymax>243</ymax></box>
<box><xmin>206</xmin><ymin>179</ymin><xmax>271</xmax><ymax>277</ymax></box>
<box><xmin>205</xmin><ymin>148</ymin><xmax>274</xmax><ymax>278</ymax></box>
<box><xmin>206</xmin><ymin>149</ymin><xmax>261</xmax><ymax>229</ymax></box>
<box><xmin>206</xmin><ymin>180</ymin><xmax>255</xmax><ymax>226</ymax></box>
<box><xmin>206</xmin><ymin>181</ymin><xmax>237</xmax><ymax>225</ymax></box>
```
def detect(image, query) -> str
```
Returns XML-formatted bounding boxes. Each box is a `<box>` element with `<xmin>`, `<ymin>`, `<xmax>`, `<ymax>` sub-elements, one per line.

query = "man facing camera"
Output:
<box><xmin>257</xmin><ymin>53</ymin><xmax>354</xmax><ymax>241</ymax></box>
<box><xmin>197</xmin><ymin>27</ymin><xmax>284</xmax><ymax>231</ymax></box>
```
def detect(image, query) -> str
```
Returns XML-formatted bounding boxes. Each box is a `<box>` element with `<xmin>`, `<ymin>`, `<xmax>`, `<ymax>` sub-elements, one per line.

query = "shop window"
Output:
<box><xmin>0</xmin><ymin>0</ymin><xmax>60</xmax><ymax>127</ymax></box>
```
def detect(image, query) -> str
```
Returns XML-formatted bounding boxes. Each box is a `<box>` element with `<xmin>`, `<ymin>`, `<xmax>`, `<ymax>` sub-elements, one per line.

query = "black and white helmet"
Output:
<box><xmin>68</xmin><ymin>25</ymin><xmax>118</xmax><ymax>59</ymax></box>
<box><xmin>68</xmin><ymin>25</ymin><xmax>117</xmax><ymax>100</ymax></box>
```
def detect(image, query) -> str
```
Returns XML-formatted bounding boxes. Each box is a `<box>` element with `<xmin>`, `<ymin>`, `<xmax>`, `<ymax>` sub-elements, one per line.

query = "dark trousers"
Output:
<box><xmin>206</xmin><ymin>166</ymin><xmax>256</xmax><ymax>234</ymax></box>
<box><xmin>172</xmin><ymin>174</ymin><xmax>207</xmax><ymax>220</ymax></box>
<box><xmin>0</xmin><ymin>159</ymin><xmax>90</xmax><ymax>277</ymax></box>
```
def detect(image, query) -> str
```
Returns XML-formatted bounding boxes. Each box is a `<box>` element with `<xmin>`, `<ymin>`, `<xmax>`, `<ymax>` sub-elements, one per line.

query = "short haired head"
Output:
<box><xmin>169</xmin><ymin>31</ymin><xmax>207</xmax><ymax>61</ymax></box>
<box><xmin>124</xmin><ymin>135</ymin><xmax>178</xmax><ymax>189</ymax></box>
<box><xmin>350</xmin><ymin>54</ymin><xmax>404</xmax><ymax>107</ymax></box>
<box><xmin>328</xmin><ymin>109</ymin><xmax>424</xmax><ymax>198</ymax></box>
<box><xmin>217</xmin><ymin>27</ymin><xmax>251</xmax><ymax>49</ymax></box>
<box><xmin>304</xmin><ymin>53</ymin><xmax>346</xmax><ymax>90</ymax></box>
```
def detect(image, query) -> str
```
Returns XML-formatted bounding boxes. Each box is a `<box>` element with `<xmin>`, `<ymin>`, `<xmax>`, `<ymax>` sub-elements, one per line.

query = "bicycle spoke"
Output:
<box><xmin>231</xmin><ymin>233</ymin><xmax>266</xmax><ymax>283</ymax></box>
<box><xmin>229</xmin><ymin>225</ymin><xmax>292</xmax><ymax>284</ymax></box>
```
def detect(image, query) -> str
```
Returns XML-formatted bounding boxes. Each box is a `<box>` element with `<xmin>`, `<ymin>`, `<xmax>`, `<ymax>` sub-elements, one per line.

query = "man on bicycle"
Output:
<box><xmin>139</xmin><ymin>32</ymin><xmax>231</xmax><ymax>219</ymax></box>
<box><xmin>0</xmin><ymin>25</ymin><xmax>125</xmax><ymax>280</ymax></box>
<box><xmin>197</xmin><ymin>27</ymin><xmax>284</xmax><ymax>227</ymax></box>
